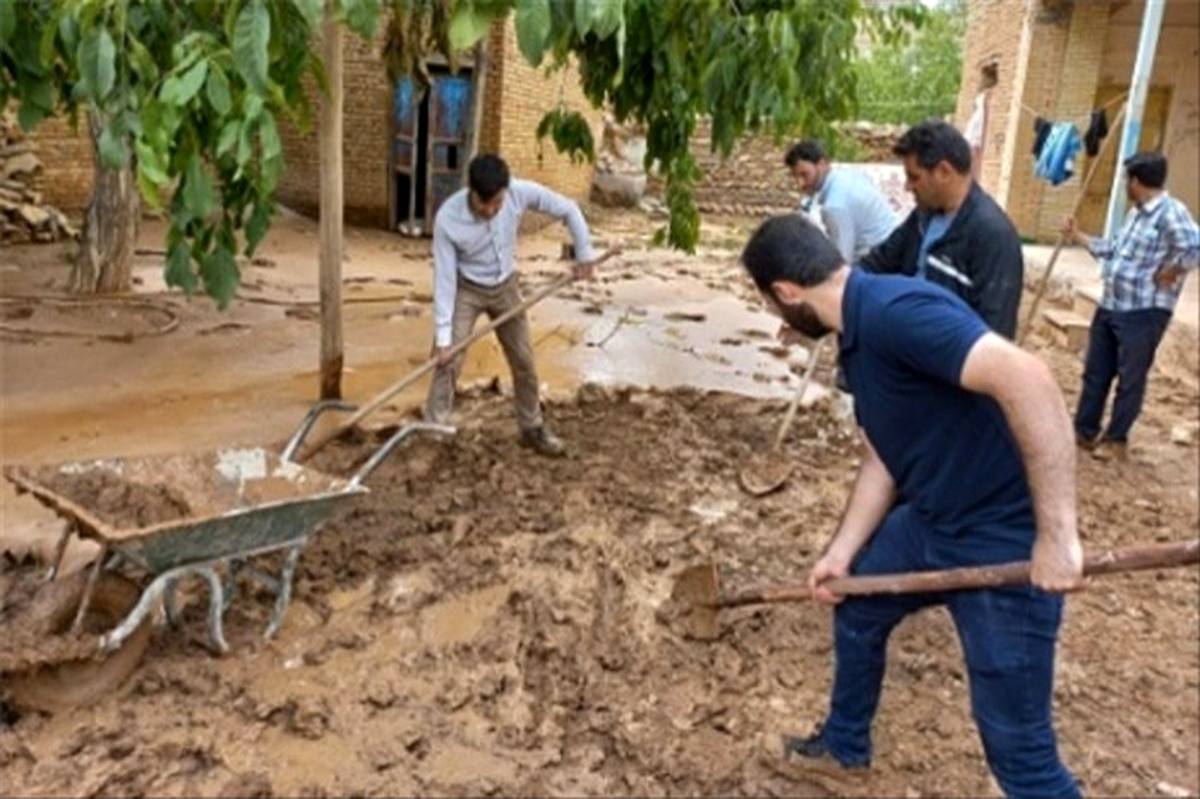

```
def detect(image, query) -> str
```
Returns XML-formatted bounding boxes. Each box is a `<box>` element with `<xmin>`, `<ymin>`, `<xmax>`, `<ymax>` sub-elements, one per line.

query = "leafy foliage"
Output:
<box><xmin>855</xmin><ymin>0</ymin><xmax>965</xmax><ymax>126</ymax></box>
<box><xmin>1</xmin><ymin>0</ymin><xmax>925</xmax><ymax>304</ymax></box>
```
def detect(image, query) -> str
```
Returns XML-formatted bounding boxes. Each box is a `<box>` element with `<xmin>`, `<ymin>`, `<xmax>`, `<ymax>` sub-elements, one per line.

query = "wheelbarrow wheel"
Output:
<box><xmin>5</xmin><ymin>571</ymin><xmax>152</xmax><ymax>713</ymax></box>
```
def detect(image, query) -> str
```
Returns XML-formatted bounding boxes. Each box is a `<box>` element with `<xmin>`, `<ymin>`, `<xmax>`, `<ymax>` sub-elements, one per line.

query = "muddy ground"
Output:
<box><xmin>1</xmin><ymin>206</ymin><xmax>1198</xmax><ymax>797</ymax></box>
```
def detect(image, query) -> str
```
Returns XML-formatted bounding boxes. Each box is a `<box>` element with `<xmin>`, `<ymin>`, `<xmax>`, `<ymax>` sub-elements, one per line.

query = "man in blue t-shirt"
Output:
<box><xmin>741</xmin><ymin>215</ymin><xmax>1083</xmax><ymax>798</ymax></box>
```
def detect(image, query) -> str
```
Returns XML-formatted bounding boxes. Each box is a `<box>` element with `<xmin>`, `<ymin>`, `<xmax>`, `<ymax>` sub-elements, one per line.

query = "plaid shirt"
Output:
<box><xmin>1089</xmin><ymin>192</ymin><xmax>1200</xmax><ymax>312</ymax></box>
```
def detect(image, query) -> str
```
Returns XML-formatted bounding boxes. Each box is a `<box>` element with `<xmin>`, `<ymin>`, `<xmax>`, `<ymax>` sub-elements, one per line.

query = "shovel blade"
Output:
<box><xmin>671</xmin><ymin>563</ymin><xmax>723</xmax><ymax>641</ymax></box>
<box><xmin>738</xmin><ymin>456</ymin><xmax>795</xmax><ymax>497</ymax></box>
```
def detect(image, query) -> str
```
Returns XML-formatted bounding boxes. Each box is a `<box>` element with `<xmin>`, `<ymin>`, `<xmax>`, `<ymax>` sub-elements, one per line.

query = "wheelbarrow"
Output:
<box><xmin>1</xmin><ymin>403</ymin><xmax>452</xmax><ymax>712</ymax></box>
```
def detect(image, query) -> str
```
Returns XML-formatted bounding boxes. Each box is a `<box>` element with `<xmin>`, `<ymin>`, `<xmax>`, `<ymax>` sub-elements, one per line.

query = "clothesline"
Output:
<box><xmin>1016</xmin><ymin>91</ymin><xmax>1128</xmax><ymax>128</ymax></box>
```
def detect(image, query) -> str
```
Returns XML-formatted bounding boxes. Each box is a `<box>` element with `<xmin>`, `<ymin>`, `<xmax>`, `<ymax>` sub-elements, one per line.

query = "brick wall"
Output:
<box><xmin>279</xmin><ymin>18</ymin><xmax>596</xmax><ymax>230</ymax></box>
<box><xmin>491</xmin><ymin>20</ymin><xmax>600</xmax><ymax>201</ymax></box>
<box><xmin>17</xmin><ymin>114</ymin><xmax>94</xmax><ymax>212</ymax></box>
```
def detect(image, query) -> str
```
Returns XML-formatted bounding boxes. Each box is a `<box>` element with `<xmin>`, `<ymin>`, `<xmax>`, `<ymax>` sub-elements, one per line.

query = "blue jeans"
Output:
<box><xmin>1075</xmin><ymin>306</ymin><xmax>1172</xmax><ymax>443</ymax></box>
<box><xmin>820</xmin><ymin>504</ymin><xmax>1080</xmax><ymax>799</ymax></box>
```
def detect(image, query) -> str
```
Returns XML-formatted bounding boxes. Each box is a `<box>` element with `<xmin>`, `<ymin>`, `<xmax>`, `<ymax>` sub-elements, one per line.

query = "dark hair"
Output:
<box><xmin>468</xmin><ymin>154</ymin><xmax>510</xmax><ymax>200</ymax></box>
<box><xmin>741</xmin><ymin>214</ymin><xmax>845</xmax><ymax>293</ymax></box>
<box><xmin>893</xmin><ymin>120</ymin><xmax>972</xmax><ymax>175</ymax></box>
<box><xmin>1124</xmin><ymin>152</ymin><xmax>1167</xmax><ymax>189</ymax></box>
<box><xmin>784</xmin><ymin>140</ymin><xmax>826</xmax><ymax>168</ymax></box>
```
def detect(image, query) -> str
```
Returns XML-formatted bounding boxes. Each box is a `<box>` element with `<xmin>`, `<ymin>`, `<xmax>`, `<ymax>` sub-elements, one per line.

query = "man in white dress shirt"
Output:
<box><xmin>424</xmin><ymin>154</ymin><xmax>598</xmax><ymax>456</ymax></box>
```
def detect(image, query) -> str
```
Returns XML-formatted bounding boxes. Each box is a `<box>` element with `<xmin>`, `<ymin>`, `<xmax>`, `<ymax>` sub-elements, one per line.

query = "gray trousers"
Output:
<box><xmin>424</xmin><ymin>275</ymin><xmax>543</xmax><ymax>431</ymax></box>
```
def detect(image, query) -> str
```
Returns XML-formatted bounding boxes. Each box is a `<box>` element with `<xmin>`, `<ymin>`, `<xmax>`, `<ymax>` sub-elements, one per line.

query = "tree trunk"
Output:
<box><xmin>70</xmin><ymin>111</ymin><xmax>138</xmax><ymax>294</ymax></box>
<box><xmin>318</xmin><ymin>0</ymin><xmax>344</xmax><ymax>400</ymax></box>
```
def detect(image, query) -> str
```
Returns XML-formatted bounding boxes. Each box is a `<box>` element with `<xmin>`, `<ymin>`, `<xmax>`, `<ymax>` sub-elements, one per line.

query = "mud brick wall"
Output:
<box><xmin>278</xmin><ymin>18</ymin><xmax>599</xmax><ymax>231</ymax></box>
<box><xmin>9</xmin><ymin>113</ymin><xmax>94</xmax><ymax>212</ymax></box>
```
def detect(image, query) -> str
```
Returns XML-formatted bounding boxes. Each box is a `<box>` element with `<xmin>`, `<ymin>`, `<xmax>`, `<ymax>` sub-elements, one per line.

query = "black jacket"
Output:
<box><xmin>858</xmin><ymin>183</ymin><xmax>1023</xmax><ymax>338</ymax></box>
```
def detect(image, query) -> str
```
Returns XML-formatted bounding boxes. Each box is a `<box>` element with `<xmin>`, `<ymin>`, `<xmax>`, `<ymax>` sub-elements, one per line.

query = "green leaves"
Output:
<box><xmin>182</xmin><ymin>154</ymin><xmax>215</xmax><ymax>222</ymax></box>
<box><xmin>515</xmin><ymin>0</ymin><xmax>551</xmax><ymax>66</ymax></box>
<box><xmin>160</xmin><ymin>58</ymin><xmax>208</xmax><ymax>106</ymax></box>
<box><xmin>77</xmin><ymin>28</ymin><xmax>116</xmax><ymax>102</ymax></box>
<box><xmin>339</xmin><ymin>0</ymin><xmax>382</xmax><ymax>39</ymax></box>
<box><xmin>205</xmin><ymin>63</ymin><xmax>233</xmax><ymax>114</ymax></box>
<box><xmin>0</xmin><ymin>0</ymin><xmax>16</xmax><ymax>44</ymax></box>
<box><xmin>165</xmin><ymin>241</ymin><xmax>198</xmax><ymax>294</ymax></box>
<box><xmin>200</xmin><ymin>246</ymin><xmax>239</xmax><ymax>309</ymax></box>
<box><xmin>448</xmin><ymin>1</ymin><xmax>505</xmax><ymax>52</ymax></box>
<box><xmin>536</xmin><ymin>108</ymin><xmax>595</xmax><ymax>165</ymax></box>
<box><xmin>233</xmin><ymin>0</ymin><xmax>270</xmax><ymax>94</ymax></box>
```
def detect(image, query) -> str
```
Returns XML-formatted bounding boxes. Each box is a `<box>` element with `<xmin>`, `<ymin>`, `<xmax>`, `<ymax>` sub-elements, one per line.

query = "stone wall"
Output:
<box><xmin>6</xmin><ymin>111</ymin><xmax>94</xmax><ymax>212</ymax></box>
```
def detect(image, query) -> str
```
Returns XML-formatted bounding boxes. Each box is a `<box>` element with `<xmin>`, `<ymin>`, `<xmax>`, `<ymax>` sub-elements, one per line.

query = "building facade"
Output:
<box><xmin>956</xmin><ymin>0</ymin><xmax>1199</xmax><ymax>241</ymax></box>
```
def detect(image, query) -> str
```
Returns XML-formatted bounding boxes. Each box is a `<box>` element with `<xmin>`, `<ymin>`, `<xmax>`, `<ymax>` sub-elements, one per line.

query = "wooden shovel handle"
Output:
<box><xmin>295</xmin><ymin>249</ymin><xmax>619</xmax><ymax>461</ymax></box>
<box><xmin>772</xmin><ymin>335</ymin><xmax>828</xmax><ymax>451</ymax></box>
<box><xmin>720</xmin><ymin>539</ymin><xmax>1199</xmax><ymax>608</ymax></box>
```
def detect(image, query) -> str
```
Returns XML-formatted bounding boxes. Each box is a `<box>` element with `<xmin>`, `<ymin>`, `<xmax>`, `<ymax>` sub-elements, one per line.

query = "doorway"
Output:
<box><xmin>389</xmin><ymin>66</ymin><xmax>477</xmax><ymax>236</ymax></box>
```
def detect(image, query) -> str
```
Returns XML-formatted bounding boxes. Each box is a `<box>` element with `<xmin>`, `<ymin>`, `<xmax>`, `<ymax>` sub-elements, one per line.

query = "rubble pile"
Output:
<box><xmin>0</xmin><ymin>112</ymin><xmax>78</xmax><ymax>245</ymax></box>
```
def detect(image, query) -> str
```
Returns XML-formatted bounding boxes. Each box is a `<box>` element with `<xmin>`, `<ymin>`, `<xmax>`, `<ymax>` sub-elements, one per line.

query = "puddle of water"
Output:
<box><xmin>420</xmin><ymin>584</ymin><xmax>510</xmax><ymax>648</ymax></box>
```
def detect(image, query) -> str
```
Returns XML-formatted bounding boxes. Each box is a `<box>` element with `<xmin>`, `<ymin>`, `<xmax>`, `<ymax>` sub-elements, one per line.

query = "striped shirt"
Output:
<box><xmin>1089</xmin><ymin>193</ymin><xmax>1200</xmax><ymax>313</ymax></box>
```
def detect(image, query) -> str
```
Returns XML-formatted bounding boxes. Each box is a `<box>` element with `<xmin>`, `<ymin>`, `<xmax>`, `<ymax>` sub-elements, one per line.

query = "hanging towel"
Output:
<box><xmin>1032</xmin><ymin>116</ymin><xmax>1053</xmax><ymax>158</ymax></box>
<box><xmin>1083</xmin><ymin>109</ymin><xmax>1109</xmax><ymax>157</ymax></box>
<box><xmin>1035</xmin><ymin>122</ymin><xmax>1082</xmax><ymax>186</ymax></box>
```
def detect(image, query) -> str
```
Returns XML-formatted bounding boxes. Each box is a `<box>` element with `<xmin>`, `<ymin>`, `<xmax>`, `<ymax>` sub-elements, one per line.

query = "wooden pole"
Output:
<box><xmin>1018</xmin><ymin>101</ymin><xmax>1127</xmax><ymax>346</ymax></box>
<box><xmin>716</xmin><ymin>538</ymin><xmax>1199</xmax><ymax>608</ymax></box>
<box><xmin>318</xmin><ymin>0</ymin><xmax>344</xmax><ymax>399</ymax></box>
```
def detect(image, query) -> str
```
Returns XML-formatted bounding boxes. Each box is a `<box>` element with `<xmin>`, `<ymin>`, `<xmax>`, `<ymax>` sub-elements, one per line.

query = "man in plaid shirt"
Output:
<box><xmin>1064</xmin><ymin>152</ymin><xmax>1200</xmax><ymax>460</ymax></box>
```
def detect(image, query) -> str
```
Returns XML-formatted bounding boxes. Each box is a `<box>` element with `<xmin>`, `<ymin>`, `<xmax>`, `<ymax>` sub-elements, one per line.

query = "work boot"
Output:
<box><xmin>762</xmin><ymin>730</ymin><xmax>868</xmax><ymax>785</ymax></box>
<box><xmin>1075</xmin><ymin>433</ymin><xmax>1097</xmax><ymax>451</ymax></box>
<box><xmin>520</xmin><ymin>426</ymin><xmax>566</xmax><ymax>457</ymax></box>
<box><xmin>1091</xmin><ymin>439</ymin><xmax>1128</xmax><ymax>462</ymax></box>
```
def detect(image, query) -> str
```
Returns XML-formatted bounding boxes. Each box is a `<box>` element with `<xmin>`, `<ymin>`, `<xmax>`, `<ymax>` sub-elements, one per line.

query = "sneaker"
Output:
<box><xmin>520</xmin><ymin>426</ymin><xmax>566</xmax><ymax>457</ymax></box>
<box><xmin>1091</xmin><ymin>439</ymin><xmax>1128</xmax><ymax>462</ymax></box>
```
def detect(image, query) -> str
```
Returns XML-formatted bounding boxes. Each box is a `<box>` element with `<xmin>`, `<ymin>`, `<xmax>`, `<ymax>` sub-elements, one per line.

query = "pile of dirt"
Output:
<box><xmin>2</xmin><ymin>384</ymin><xmax>1194</xmax><ymax>797</ymax></box>
<box><xmin>38</xmin><ymin>470</ymin><xmax>192</xmax><ymax>530</ymax></box>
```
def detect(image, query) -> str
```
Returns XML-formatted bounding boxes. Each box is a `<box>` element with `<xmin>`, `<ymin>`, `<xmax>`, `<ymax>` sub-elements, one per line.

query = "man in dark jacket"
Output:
<box><xmin>859</xmin><ymin>121</ymin><xmax>1024</xmax><ymax>338</ymax></box>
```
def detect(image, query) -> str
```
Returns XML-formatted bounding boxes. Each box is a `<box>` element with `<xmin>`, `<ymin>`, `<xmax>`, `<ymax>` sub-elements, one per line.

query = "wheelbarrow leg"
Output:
<box><xmin>197</xmin><ymin>566</ymin><xmax>230</xmax><ymax>655</ymax></box>
<box><xmin>265</xmin><ymin>541</ymin><xmax>304</xmax><ymax>640</ymax></box>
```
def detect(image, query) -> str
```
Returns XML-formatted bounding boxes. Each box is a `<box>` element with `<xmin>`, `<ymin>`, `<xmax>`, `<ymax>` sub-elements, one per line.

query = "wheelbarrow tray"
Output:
<box><xmin>4</xmin><ymin>447</ymin><xmax>364</xmax><ymax>574</ymax></box>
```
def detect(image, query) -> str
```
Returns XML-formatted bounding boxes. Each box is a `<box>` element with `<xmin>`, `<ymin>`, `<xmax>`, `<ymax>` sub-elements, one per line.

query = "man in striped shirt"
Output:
<box><xmin>1064</xmin><ymin>152</ymin><xmax>1200</xmax><ymax>460</ymax></box>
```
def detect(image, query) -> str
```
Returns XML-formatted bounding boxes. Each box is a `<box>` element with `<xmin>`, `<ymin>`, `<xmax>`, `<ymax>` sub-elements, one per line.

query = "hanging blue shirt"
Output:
<box><xmin>1035</xmin><ymin>123</ymin><xmax>1082</xmax><ymax>186</ymax></box>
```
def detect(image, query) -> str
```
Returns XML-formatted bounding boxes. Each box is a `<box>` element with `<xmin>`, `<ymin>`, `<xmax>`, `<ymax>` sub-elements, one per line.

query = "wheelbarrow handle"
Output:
<box><xmin>345</xmin><ymin>422</ymin><xmax>457</xmax><ymax>490</ymax></box>
<box><xmin>281</xmin><ymin>399</ymin><xmax>359</xmax><ymax>462</ymax></box>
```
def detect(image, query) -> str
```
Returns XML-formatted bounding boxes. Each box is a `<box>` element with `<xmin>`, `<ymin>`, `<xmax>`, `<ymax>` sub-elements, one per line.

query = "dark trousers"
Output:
<box><xmin>820</xmin><ymin>504</ymin><xmax>1080</xmax><ymax>799</ymax></box>
<box><xmin>1074</xmin><ymin>307</ymin><xmax>1172</xmax><ymax>443</ymax></box>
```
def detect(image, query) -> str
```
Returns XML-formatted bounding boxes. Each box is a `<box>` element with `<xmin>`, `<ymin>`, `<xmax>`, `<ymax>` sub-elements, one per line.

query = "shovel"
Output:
<box><xmin>671</xmin><ymin>538</ymin><xmax>1200</xmax><ymax>640</ymax></box>
<box><xmin>738</xmin><ymin>336</ymin><xmax>829</xmax><ymax>497</ymax></box>
<box><xmin>292</xmin><ymin>248</ymin><xmax>622</xmax><ymax>461</ymax></box>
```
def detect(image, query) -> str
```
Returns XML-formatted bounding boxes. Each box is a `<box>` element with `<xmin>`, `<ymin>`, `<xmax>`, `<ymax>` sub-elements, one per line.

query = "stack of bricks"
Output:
<box><xmin>0</xmin><ymin>110</ymin><xmax>80</xmax><ymax>244</ymax></box>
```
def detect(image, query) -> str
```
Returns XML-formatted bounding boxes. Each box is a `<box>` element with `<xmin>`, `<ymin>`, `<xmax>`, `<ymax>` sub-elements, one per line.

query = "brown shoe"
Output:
<box><xmin>1091</xmin><ymin>440</ymin><xmax>1128</xmax><ymax>462</ymax></box>
<box><xmin>760</xmin><ymin>731</ymin><xmax>868</xmax><ymax>787</ymax></box>
<box><xmin>520</xmin><ymin>426</ymin><xmax>566</xmax><ymax>457</ymax></box>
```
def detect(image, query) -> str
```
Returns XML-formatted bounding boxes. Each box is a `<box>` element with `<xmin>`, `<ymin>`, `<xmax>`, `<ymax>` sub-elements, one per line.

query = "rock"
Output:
<box><xmin>1170</xmin><ymin>422</ymin><xmax>1198</xmax><ymax>446</ymax></box>
<box><xmin>591</xmin><ymin>172</ymin><xmax>646</xmax><ymax>208</ymax></box>
<box><xmin>1</xmin><ymin>152</ymin><xmax>42</xmax><ymax>181</ymax></box>
<box><xmin>16</xmin><ymin>204</ymin><xmax>50</xmax><ymax>228</ymax></box>
<box><xmin>1155</xmin><ymin>782</ymin><xmax>1191</xmax><ymax>798</ymax></box>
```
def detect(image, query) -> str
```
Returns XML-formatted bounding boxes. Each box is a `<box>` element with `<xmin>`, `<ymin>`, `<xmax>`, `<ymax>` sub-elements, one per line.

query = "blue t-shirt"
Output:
<box><xmin>839</xmin><ymin>270</ymin><xmax>1035</xmax><ymax>553</ymax></box>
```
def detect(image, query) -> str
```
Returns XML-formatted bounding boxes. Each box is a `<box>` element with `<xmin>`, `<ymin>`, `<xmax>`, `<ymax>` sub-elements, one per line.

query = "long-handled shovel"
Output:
<box><xmin>738</xmin><ymin>336</ymin><xmax>829</xmax><ymax>497</ymax></box>
<box><xmin>292</xmin><ymin>249</ymin><xmax>622</xmax><ymax>461</ymax></box>
<box><xmin>671</xmin><ymin>538</ymin><xmax>1199</xmax><ymax>640</ymax></box>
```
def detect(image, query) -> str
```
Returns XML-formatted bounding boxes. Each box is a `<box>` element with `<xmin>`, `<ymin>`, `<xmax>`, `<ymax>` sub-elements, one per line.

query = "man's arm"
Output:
<box><xmin>960</xmin><ymin>333</ymin><xmax>1082</xmax><ymax>591</ymax></box>
<box><xmin>1063</xmin><ymin>216</ymin><xmax>1116</xmax><ymax>259</ymax></box>
<box><xmin>1154</xmin><ymin>204</ymin><xmax>1200</xmax><ymax>289</ymax></box>
<box><xmin>968</xmin><ymin>220</ymin><xmax>1024</xmax><ymax>338</ymax></box>
<box><xmin>859</xmin><ymin>211</ymin><xmax>916</xmax><ymax>274</ymax></box>
<box><xmin>821</xmin><ymin>204</ymin><xmax>859</xmax><ymax>264</ymax></box>
<box><xmin>431</xmin><ymin>223</ymin><xmax>459</xmax><ymax>356</ymax></box>
<box><xmin>809</xmin><ymin>433</ymin><xmax>897</xmax><ymax>604</ymax></box>
<box><xmin>512</xmin><ymin>179</ymin><xmax>597</xmax><ymax>263</ymax></box>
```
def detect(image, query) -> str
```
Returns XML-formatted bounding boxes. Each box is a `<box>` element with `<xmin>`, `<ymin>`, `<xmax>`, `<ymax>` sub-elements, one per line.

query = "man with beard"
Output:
<box><xmin>860</xmin><ymin>120</ymin><xmax>1024</xmax><ymax>338</ymax></box>
<box><xmin>742</xmin><ymin>214</ymin><xmax>1083</xmax><ymax>798</ymax></box>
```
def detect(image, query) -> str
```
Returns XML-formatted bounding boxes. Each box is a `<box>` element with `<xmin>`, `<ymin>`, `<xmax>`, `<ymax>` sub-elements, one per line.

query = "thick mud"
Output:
<box><xmin>1</xmin><ymin>380</ymin><xmax>1197</xmax><ymax>797</ymax></box>
<box><xmin>37</xmin><ymin>471</ymin><xmax>193</xmax><ymax>530</ymax></box>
